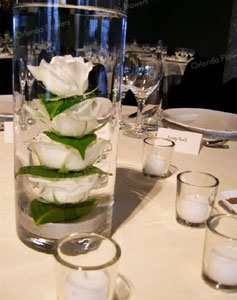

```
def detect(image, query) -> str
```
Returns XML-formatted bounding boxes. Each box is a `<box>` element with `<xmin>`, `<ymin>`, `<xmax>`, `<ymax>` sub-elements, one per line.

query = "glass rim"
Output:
<box><xmin>177</xmin><ymin>170</ymin><xmax>219</xmax><ymax>188</ymax></box>
<box><xmin>53</xmin><ymin>232</ymin><xmax>121</xmax><ymax>270</ymax></box>
<box><xmin>206</xmin><ymin>214</ymin><xmax>237</xmax><ymax>241</ymax></box>
<box><xmin>143</xmin><ymin>137</ymin><xmax>175</xmax><ymax>148</ymax></box>
<box><xmin>13</xmin><ymin>2</ymin><xmax>127</xmax><ymax>16</ymax></box>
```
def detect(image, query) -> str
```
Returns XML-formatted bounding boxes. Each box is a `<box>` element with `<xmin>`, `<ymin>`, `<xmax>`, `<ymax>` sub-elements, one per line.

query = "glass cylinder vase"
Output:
<box><xmin>13</xmin><ymin>0</ymin><xmax>127</xmax><ymax>253</ymax></box>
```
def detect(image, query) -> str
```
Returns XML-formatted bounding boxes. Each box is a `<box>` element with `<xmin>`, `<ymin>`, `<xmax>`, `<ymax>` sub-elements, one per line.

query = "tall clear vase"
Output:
<box><xmin>13</xmin><ymin>0</ymin><xmax>127</xmax><ymax>253</ymax></box>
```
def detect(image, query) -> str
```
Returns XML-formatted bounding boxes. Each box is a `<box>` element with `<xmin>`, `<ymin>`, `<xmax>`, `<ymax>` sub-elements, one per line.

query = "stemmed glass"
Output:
<box><xmin>1</xmin><ymin>33</ymin><xmax>12</xmax><ymax>55</ymax></box>
<box><xmin>124</xmin><ymin>52</ymin><xmax>162</xmax><ymax>139</ymax></box>
<box><xmin>26</xmin><ymin>54</ymin><xmax>36</xmax><ymax>124</ymax></box>
<box><xmin>18</xmin><ymin>58</ymin><xmax>27</xmax><ymax>130</ymax></box>
<box><xmin>19</xmin><ymin>58</ymin><xmax>25</xmax><ymax>91</ymax></box>
<box><xmin>119</xmin><ymin>55</ymin><xmax>135</xmax><ymax>130</ymax></box>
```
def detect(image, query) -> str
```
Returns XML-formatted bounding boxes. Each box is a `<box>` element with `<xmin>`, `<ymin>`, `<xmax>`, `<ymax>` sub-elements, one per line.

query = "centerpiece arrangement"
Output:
<box><xmin>15</xmin><ymin>55</ymin><xmax>117</xmax><ymax>252</ymax></box>
<box><xmin>13</xmin><ymin>0</ymin><xmax>127</xmax><ymax>253</ymax></box>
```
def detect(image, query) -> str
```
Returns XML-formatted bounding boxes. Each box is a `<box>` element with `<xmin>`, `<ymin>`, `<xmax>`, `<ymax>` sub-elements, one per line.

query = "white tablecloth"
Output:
<box><xmin>1</xmin><ymin>105</ymin><xmax>237</xmax><ymax>300</ymax></box>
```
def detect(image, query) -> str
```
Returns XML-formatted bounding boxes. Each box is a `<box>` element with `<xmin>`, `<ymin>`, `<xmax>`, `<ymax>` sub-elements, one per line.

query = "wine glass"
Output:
<box><xmin>18</xmin><ymin>58</ymin><xmax>28</xmax><ymax>130</ymax></box>
<box><xmin>19</xmin><ymin>58</ymin><xmax>26</xmax><ymax>96</ymax></box>
<box><xmin>119</xmin><ymin>55</ymin><xmax>136</xmax><ymax>130</ymax></box>
<box><xmin>26</xmin><ymin>54</ymin><xmax>36</xmax><ymax>124</ymax></box>
<box><xmin>124</xmin><ymin>52</ymin><xmax>162</xmax><ymax>139</ymax></box>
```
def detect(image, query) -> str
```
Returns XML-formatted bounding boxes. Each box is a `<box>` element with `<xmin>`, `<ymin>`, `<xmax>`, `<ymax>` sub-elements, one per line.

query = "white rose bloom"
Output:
<box><xmin>29</xmin><ymin>133</ymin><xmax>108</xmax><ymax>171</ymax></box>
<box><xmin>28</xmin><ymin>174</ymin><xmax>100</xmax><ymax>204</ymax></box>
<box><xmin>26</xmin><ymin>98</ymin><xmax>101</xmax><ymax>137</ymax></box>
<box><xmin>28</xmin><ymin>55</ymin><xmax>93</xmax><ymax>97</ymax></box>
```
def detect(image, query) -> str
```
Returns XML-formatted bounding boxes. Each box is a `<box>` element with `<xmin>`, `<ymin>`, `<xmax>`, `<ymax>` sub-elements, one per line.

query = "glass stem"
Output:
<box><xmin>27</xmin><ymin>86</ymin><xmax>32</xmax><ymax>103</ymax></box>
<box><xmin>119</xmin><ymin>92</ymin><xmax>126</xmax><ymax>126</ymax></box>
<box><xmin>120</xmin><ymin>92</ymin><xmax>126</xmax><ymax>119</ymax></box>
<box><xmin>135</xmin><ymin>99</ymin><xmax>145</xmax><ymax>131</ymax></box>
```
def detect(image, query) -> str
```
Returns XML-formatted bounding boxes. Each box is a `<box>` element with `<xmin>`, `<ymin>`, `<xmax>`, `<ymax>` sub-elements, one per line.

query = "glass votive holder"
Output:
<box><xmin>176</xmin><ymin>171</ymin><xmax>219</xmax><ymax>228</ymax></box>
<box><xmin>142</xmin><ymin>137</ymin><xmax>175</xmax><ymax>179</ymax></box>
<box><xmin>202</xmin><ymin>214</ymin><xmax>237</xmax><ymax>292</ymax></box>
<box><xmin>53</xmin><ymin>232</ymin><xmax>121</xmax><ymax>300</ymax></box>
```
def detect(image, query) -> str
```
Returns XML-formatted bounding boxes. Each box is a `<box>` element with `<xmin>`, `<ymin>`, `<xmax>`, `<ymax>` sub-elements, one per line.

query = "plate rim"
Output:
<box><xmin>161</xmin><ymin>108</ymin><xmax>237</xmax><ymax>137</ymax></box>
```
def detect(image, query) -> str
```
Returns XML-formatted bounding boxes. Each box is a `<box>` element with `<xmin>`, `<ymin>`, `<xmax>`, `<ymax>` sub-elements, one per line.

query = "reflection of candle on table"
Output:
<box><xmin>179</xmin><ymin>194</ymin><xmax>209</xmax><ymax>223</ymax></box>
<box><xmin>65</xmin><ymin>270</ymin><xmax>108</xmax><ymax>300</ymax></box>
<box><xmin>144</xmin><ymin>155</ymin><xmax>168</xmax><ymax>176</ymax></box>
<box><xmin>208</xmin><ymin>245</ymin><xmax>237</xmax><ymax>286</ymax></box>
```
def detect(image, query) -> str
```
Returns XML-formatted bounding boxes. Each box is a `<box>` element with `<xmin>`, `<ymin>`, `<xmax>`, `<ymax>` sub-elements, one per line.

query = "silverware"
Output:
<box><xmin>143</xmin><ymin>106</ymin><xmax>158</xmax><ymax>118</ymax></box>
<box><xmin>203</xmin><ymin>139</ymin><xmax>229</xmax><ymax>149</ymax></box>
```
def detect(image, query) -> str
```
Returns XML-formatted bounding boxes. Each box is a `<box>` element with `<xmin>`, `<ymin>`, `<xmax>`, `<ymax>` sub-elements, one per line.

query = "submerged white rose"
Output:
<box><xmin>28</xmin><ymin>174</ymin><xmax>100</xmax><ymax>205</ymax></box>
<box><xmin>26</xmin><ymin>98</ymin><xmax>101</xmax><ymax>137</ymax></box>
<box><xmin>28</xmin><ymin>55</ymin><xmax>93</xmax><ymax>98</ymax></box>
<box><xmin>29</xmin><ymin>133</ymin><xmax>108</xmax><ymax>171</ymax></box>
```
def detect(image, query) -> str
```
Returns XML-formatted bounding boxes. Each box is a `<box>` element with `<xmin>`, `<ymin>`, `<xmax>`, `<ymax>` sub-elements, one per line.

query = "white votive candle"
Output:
<box><xmin>179</xmin><ymin>193</ymin><xmax>209</xmax><ymax>223</ymax></box>
<box><xmin>144</xmin><ymin>155</ymin><xmax>168</xmax><ymax>176</ymax></box>
<box><xmin>64</xmin><ymin>270</ymin><xmax>108</xmax><ymax>300</ymax></box>
<box><xmin>208</xmin><ymin>245</ymin><xmax>237</xmax><ymax>285</ymax></box>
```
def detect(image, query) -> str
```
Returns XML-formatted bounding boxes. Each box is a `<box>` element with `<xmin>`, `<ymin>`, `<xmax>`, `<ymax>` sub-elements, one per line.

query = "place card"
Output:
<box><xmin>157</xmin><ymin>127</ymin><xmax>202</xmax><ymax>155</ymax></box>
<box><xmin>4</xmin><ymin>122</ymin><xmax>13</xmax><ymax>143</ymax></box>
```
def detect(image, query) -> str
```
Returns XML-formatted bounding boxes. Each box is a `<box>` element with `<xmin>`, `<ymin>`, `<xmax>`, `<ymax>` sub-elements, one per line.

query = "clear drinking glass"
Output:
<box><xmin>176</xmin><ymin>171</ymin><xmax>219</xmax><ymax>228</ymax></box>
<box><xmin>53</xmin><ymin>232</ymin><xmax>121</xmax><ymax>300</ymax></box>
<box><xmin>13</xmin><ymin>0</ymin><xmax>127</xmax><ymax>253</ymax></box>
<box><xmin>202</xmin><ymin>214</ymin><xmax>237</xmax><ymax>292</ymax></box>
<box><xmin>142</xmin><ymin>137</ymin><xmax>175</xmax><ymax>179</ymax></box>
<box><xmin>124</xmin><ymin>52</ymin><xmax>162</xmax><ymax>139</ymax></box>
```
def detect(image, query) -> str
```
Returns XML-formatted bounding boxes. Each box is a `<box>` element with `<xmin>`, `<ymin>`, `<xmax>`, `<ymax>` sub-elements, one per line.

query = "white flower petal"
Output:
<box><xmin>30</xmin><ymin>133</ymin><xmax>108</xmax><ymax>171</ymax></box>
<box><xmin>27</xmin><ymin>55</ymin><xmax>94</xmax><ymax>97</ymax></box>
<box><xmin>28</xmin><ymin>174</ymin><xmax>100</xmax><ymax>204</ymax></box>
<box><xmin>25</xmin><ymin>98</ymin><xmax>101</xmax><ymax>137</ymax></box>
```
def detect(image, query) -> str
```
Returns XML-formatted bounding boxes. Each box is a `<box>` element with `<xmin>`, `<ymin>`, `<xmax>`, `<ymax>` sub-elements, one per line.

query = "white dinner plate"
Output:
<box><xmin>162</xmin><ymin>108</ymin><xmax>237</xmax><ymax>139</ymax></box>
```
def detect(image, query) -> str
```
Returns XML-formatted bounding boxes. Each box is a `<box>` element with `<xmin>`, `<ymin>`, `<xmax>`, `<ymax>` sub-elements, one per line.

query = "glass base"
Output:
<box><xmin>143</xmin><ymin>169</ymin><xmax>172</xmax><ymax>180</ymax></box>
<box><xmin>142</xmin><ymin>164</ymin><xmax>177</xmax><ymax>180</ymax></box>
<box><xmin>123</xmin><ymin>129</ymin><xmax>150</xmax><ymax>139</ymax></box>
<box><xmin>176</xmin><ymin>215</ymin><xmax>205</xmax><ymax>228</ymax></box>
<box><xmin>114</xmin><ymin>274</ymin><xmax>134</xmax><ymax>300</ymax></box>
<box><xmin>202</xmin><ymin>271</ymin><xmax>237</xmax><ymax>292</ymax></box>
<box><xmin>16</xmin><ymin>206</ymin><xmax>112</xmax><ymax>254</ymax></box>
<box><xmin>17</xmin><ymin>225</ymin><xmax>56</xmax><ymax>254</ymax></box>
<box><xmin>141</xmin><ymin>123</ymin><xmax>159</xmax><ymax>131</ymax></box>
<box><xmin>119</xmin><ymin>121</ymin><xmax>132</xmax><ymax>130</ymax></box>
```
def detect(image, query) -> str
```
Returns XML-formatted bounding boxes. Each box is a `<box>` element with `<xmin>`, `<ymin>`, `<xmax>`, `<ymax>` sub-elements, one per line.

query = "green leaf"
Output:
<box><xmin>44</xmin><ymin>131</ymin><xmax>97</xmax><ymax>160</ymax></box>
<box><xmin>39</xmin><ymin>93</ymin><xmax>96</xmax><ymax>120</ymax></box>
<box><xmin>16</xmin><ymin>165</ymin><xmax>110</xmax><ymax>179</ymax></box>
<box><xmin>30</xmin><ymin>198</ymin><xmax>97</xmax><ymax>225</ymax></box>
<box><xmin>38</xmin><ymin>91</ymin><xmax>58</xmax><ymax>102</ymax></box>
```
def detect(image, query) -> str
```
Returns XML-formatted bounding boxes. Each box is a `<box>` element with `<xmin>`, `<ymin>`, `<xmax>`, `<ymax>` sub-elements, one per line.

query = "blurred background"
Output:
<box><xmin>126</xmin><ymin>0</ymin><xmax>232</xmax><ymax>60</ymax></box>
<box><xmin>0</xmin><ymin>0</ymin><xmax>233</xmax><ymax>58</ymax></box>
<box><xmin>0</xmin><ymin>0</ymin><xmax>236</xmax><ymax>112</ymax></box>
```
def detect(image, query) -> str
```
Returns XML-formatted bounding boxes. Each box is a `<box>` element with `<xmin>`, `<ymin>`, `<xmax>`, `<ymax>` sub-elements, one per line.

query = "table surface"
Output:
<box><xmin>1</xmin><ymin>105</ymin><xmax>237</xmax><ymax>300</ymax></box>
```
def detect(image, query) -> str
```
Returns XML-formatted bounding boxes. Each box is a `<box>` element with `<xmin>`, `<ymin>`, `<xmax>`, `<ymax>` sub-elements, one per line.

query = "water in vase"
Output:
<box><xmin>13</xmin><ymin>2</ymin><xmax>127</xmax><ymax>253</ymax></box>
